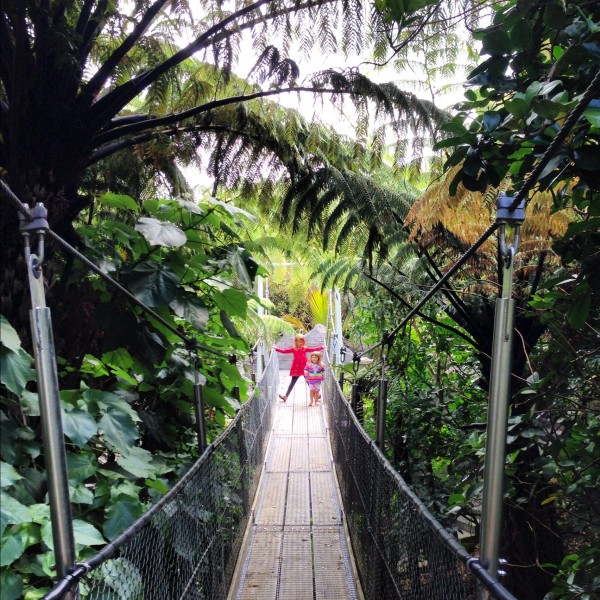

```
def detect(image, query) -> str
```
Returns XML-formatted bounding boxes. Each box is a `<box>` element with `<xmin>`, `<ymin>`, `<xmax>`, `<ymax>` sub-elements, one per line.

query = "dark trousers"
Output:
<box><xmin>285</xmin><ymin>375</ymin><xmax>300</xmax><ymax>397</ymax></box>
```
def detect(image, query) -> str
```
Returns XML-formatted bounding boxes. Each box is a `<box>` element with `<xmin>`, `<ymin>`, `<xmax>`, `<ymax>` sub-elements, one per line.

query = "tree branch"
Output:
<box><xmin>87</xmin><ymin>0</ymin><xmax>273</xmax><ymax>128</ymax></box>
<box><xmin>79</xmin><ymin>0</ymin><xmax>171</xmax><ymax>105</ymax></box>
<box><xmin>92</xmin><ymin>85</ymin><xmax>341</xmax><ymax>146</ymax></box>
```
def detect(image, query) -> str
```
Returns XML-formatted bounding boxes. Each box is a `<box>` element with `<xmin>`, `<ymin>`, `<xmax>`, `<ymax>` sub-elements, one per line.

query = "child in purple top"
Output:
<box><xmin>304</xmin><ymin>351</ymin><xmax>325</xmax><ymax>406</ymax></box>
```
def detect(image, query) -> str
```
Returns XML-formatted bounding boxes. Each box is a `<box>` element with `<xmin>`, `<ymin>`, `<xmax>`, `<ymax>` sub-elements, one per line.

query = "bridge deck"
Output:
<box><xmin>229</xmin><ymin>372</ymin><xmax>361</xmax><ymax>600</ymax></box>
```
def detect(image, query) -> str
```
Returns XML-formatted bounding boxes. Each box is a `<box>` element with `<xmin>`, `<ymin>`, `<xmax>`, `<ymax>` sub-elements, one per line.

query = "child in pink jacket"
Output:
<box><xmin>275</xmin><ymin>334</ymin><xmax>324</xmax><ymax>402</ymax></box>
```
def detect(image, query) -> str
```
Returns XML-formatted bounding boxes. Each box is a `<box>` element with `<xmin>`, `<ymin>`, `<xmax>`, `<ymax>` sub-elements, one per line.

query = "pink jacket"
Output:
<box><xmin>276</xmin><ymin>345</ymin><xmax>324</xmax><ymax>376</ymax></box>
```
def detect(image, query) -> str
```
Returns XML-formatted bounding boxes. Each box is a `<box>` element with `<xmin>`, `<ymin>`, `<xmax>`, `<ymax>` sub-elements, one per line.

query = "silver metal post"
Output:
<box><xmin>26</xmin><ymin>250</ymin><xmax>77</xmax><ymax>586</ymax></box>
<box><xmin>194</xmin><ymin>368</ymin><xmax>208</xmax><ymax>455</ymax></box>
<box><xmin>375</xmin><ymin>377</ymin><xmax>388</xmax><ymax>450</ymax></box>
<box><xmin>480</xmin><ymin>291</ymin><xmax>514</xmax><ymax>576</ymax></box>
<box><xmin>480</xmin><ymin>196</ymin><xmax>524</xmax><ymax>587</ymax></box>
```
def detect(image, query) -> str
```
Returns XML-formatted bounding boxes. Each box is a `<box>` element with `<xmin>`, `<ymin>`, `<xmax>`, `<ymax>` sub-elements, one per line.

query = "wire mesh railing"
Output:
<box><xmin>324</xmin><ymin>364</ymin><xmax>517</xmax><ymax>600</ymax></box>
<box><xmin>44</xmin><ymin>351</ymin><xmax>280</xmax><ymax>600</ymax></box>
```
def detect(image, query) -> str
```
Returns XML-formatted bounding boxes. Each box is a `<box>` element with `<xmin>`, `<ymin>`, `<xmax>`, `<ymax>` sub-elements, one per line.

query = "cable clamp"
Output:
<box><xmin>19</xmin><ymin>202</ymin><xmax>49</xmax><ymax>276</ymax></box>
<box><xmin>496</xmin><ymin>193</ymin><xmax>525</xmax><ymax>225</ymax></box>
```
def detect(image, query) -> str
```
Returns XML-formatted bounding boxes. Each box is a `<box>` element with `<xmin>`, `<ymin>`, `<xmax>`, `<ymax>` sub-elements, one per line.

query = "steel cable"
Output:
<box><xmin>508</xmin><ymin>69</ymin><xmax>600</xmax><ymax>210</ymax></box>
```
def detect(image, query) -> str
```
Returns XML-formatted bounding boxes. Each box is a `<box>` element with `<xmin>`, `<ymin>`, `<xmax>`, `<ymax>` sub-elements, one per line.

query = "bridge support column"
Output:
<box><xmin>21</xmin><ymin>206</ymin><xmax>77</xmax><ymax>598</ymax></box>
<box><xmin>194</xmin><ymin>372</ymin><xmax>208</xmax><ymax>454</ymax></box>
<box><xmin>375</xmin><ymin>377</ymin><xmax>388</xmax><ymax>451</ymax></box>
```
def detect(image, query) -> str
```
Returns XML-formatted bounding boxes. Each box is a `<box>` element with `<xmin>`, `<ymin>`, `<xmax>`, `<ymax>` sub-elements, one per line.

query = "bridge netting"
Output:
<box><xmin>44</xmin><ymin>349</ymin><xmax>514</xmax><ymax>600</ymax></box>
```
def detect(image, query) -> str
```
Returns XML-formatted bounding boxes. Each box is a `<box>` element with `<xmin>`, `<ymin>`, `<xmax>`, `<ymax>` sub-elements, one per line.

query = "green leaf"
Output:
<box><xmin>67</xmin><ymin>452</ymin><xmax>98</xmax><ymax>485</ymax></box>
<box><xmin>206</xmin><ymin>197</ymin><xmax>256</xmax><ymax>220</ymax></box>
<box><xmin>103</xmin><ymin>495</ymin><xmax>145</xmax><ymax>541</ymax></box>
<box><xmin>20</xmin><ymin>391</ymin><xmax>40</xmax><ymax>416</ymax></box>
<box><xmin>0</xmin><ymin>532</ymin><xmax>25</xmax><ymax>566</ymax></box>
<box><xmin>510</xmin><ymin>19</ymin><xmax>532</xmax><ymax>50</ymax></box>
<box><xmin>482</xmin><ymin>111</ymin><xmax>501</xmax><ymax>132</ymax></box>
<box><xmin>0</xmin><ymin>316</ymin><xmax>22</xmax><ymax>352</ymax></box>
<box><xmin>61</xmin><ymin>409</ymin><xmax>97</xmax><ymax>447</ymax></box>
<box><xmin>116</xmin><ymin>446</ymin><xmax>155</xmax><ymax>478</ymax></box>
<box><xmin>214</xmin><ymin>288</ymin><xmax>247</xmax><ymax>318</ymax></box>
<box><xmin>135</xmin><ymin>217</ymin><xmax>187</xmax><ymax>247</ymax></box>
<box><xmin>0</xmin><ymin>462</ymin><xmax>23</xmax><ymax>487</ymax></box>
<box><xmin>0</xmin><ymin>492</ymin><xmax>31</xmax><ymax>527</ymax></box>
<box><xmin>125</xmin><ymin>261</ymin><xmax>180</xmax><ymax>307</ymax></box>
<box><xmin>42</xmin><ymin>520</ymin><xmax>105</xmax><ymax>550</ymax></box>
<box><xmin>96</xmin><ymin>193</ymin><xmax>138</xmax><ymax>211</ymax></box>
<box><xmin>98</xmin><ymin>409</ymin><xmax>138</xmax><ymax>454</ymax></box>
<box><xmin>583</xmin><ymin>106</ymin><xmax>600</xmax><ymax>127</ymax></box>
<box><xmin>71</xmin><ymin>485</ymin><xmax>94</xmax><ymax>505</ymax></box>
<box><xmin>0</xmin><ymin>345</ymin><xmax>33</xmax><ymax>397</ymax></box>
<box><xmin>220</xmin><ymin>310</ymin><xmax>242</xmax><ymax>339</ymax></box>
<box><xmin>481</xmin><ymin>30</ymin><xmax>511</xmax><ymax>55</ymax></box>
<box><xmin>228</xmin><ymin>247</ymin><xmax>257</xmax><ymax>290</ymax></box>
<box><xmin>566</xmin><ymin>290</ymin><xmax>591</xmax><ymax>330</ymax></box>
<box><xmin>440</xmin><ymin>121</ymin><xmax>467</xmax><ymax>135</ymax></box>
<box><xmin>170</xmin><ymin>295</ymin><xmax>209</xmax><ymax>331</ymax></box>
<box><xmin>75</xmin><ymin>522</ymin><xmax>105</xmax><ymax>548</ymax></box>
<box><xmin>102</xmin><ymin>348</ymin><xmax>134</xmax><ymax>371</ymax></box>
<box><xmin>0</xmin><ymin>570</ymin><xmax>23</xmax><ymax>600</ymax></box>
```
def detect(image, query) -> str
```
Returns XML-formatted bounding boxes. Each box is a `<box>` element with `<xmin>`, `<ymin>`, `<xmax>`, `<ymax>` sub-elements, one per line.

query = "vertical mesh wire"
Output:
<box><xmin>324</xmin><ymin>367</ymin><xmax>514</xmax><ymax>600</ymax></box>
<box><xmin>45</xmin><ymin>352</ymin><xmax>280</xmax><ymax>600</ymax></box>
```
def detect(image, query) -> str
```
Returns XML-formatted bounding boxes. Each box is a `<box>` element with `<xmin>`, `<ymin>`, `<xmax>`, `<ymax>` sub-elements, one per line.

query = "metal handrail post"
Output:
<box><xmin>194</xmin><ymin>368</ymin><xmax>208</xmax><ymax>454</ymax></box>
<box><xmin>375</xmin><ymin>377</ymin><xmax>388</xmax><ymax>451</ymax></box>
<box><xmin>480</xmin><ymin>195</ymin><xmax>525</xmax><ymax>588</ymax></box>
<box><xmin>21</xmin><ymin>205</ymin><xmax>77</xmax><ymax>594</ymax></box>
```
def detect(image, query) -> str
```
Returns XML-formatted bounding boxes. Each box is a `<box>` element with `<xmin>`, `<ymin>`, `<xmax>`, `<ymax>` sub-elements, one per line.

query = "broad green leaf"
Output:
<box><xmin>116</xmin><ymin>446</ymin><xmax>155</xmax><ymax>478</ymax></box>
<box><xmin>177</xmin><ymin>199</ymin><xmax>204</xmax><ymax>215</ymax></box>
<box><xmin>206</xmin><ymin>197</ymin><xmax>256</xmax><ymax>220</ymax></box>
<box><xmin>0</xmin><ymin>462</ymin><xmax>23</xmax><ymax>487</ymax></box>
<box><xmin>214</xmin><ymin>288</ymin><xmax>247</xmax><ymax>318</ymax></box>
<box><xmin>0</xmin><ymin>345</ymin><xmax>33</xmax><ymax>397</ymax></box>
<box><xmin>103</xmin><ymin>495</ymin><xmax>145</xmax><ymax>541</ymax></box>
<box><xmin>20</xmin><ymin>391</ymin><xmax>40</xmax><ymax>416</ymax></box>
<box><xmin>67</xmin><ymin>452</ymin><xmax>98</xmax><ymax>485</ymax></box>
<box><xmin>220</xmin><ymin>310</ymin><xmax>242</xmax><ymax>339</ymax></box>
<box><xmin>61</xmin><ymin>409</ymin><xmax>97</xmax><ymax>447</ymax></box>
<box><xmin>96</xmin><ymin>193</ymin><xmax>138</xmax><ymax>211</ymax></box>
<box><xmin>583</xmin><ymin>106</ymin><xmax>600</xmax><ymax>127</ymax></box>
<box><xmin>170</xmin><ymin>295</ymin><xmax>209</xmax><ymax>331</ymax></box>
<box><xmin>71</xmin><ymin>485</ymin><xmax>94</xmax><ymax>505</ymax></box>
<box><xmin>228</xmin><ymin>247</ymin><xmax>258</xmax><ymax>290</ymax></box>
<box><xmin>125</xmin><ymin>262</ymin><xmax>180</xmax><ymax>307</ymax></box>
<box><xmin>0</xmin><ymin>316</ymin><xmax>22</xmax><ymax>352</ymax></box>
<box><xmin>481</xmin><ymin>30</ymin><xmax>511</xmax><ymax>55</ymax></box>
<box><xmin>566</xmin><ymin>291</ymin><xmax>591</xmax><ymax>330</ymax></box>
<box><xmin>0</xmin><ymin>570</ymin><xmax>23</xmax><ymax>600</ymax></box>
<box><xmin>102</xmin><ymin>348</ymin><xmax>134</xmax><ymax>371</ymax></box>
<box><xmin>482</xmin><ymin>111</ymin><xmax>501</xmax><ymax>132</ymax></box>
<box><xmin>98</xmin><ymin>409</ymin><xmax>138</xmax><ymax>454</ymax></box>
<box><xmin>0</xmin><ymin>492</ymin><xmax>31</xmax><ymax>526</ymax></box>
<box><xmin>135</xmin><ymin>217</ymin><xmax>187</xmax><ymax>247</ymax></box>
<box><xmin>0</xmin><ymin>532</ymin><xmax>25</xmax><ymax>566</ymax></box>
<box><xmin>93</xmin><ymin>390</ymin><xmax>140</xmax><ymax>422</ymax></box>
<box><xmin>42</xmin><ymin>520</ymin><xmax>105</xmax><ymax>550</ymax></box>
<box><xmin>440</xmin><ymin>121</ymin><xmax>467</xmax><ymax>135</ymax></box>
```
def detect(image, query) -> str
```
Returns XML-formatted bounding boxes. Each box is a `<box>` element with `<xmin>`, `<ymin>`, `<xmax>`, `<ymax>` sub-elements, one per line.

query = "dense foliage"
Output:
<box><xmin>344</xmin><ymin>1</ymin><xmax>600</xmax><ymax>598</ymax></box>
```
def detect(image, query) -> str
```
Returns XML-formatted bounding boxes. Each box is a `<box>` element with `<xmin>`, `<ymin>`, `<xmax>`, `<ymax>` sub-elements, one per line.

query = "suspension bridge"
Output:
<box><xmin>42</xmin><ymin>339</ymin><xmax>516</xmax><ymax>600</ymax></box>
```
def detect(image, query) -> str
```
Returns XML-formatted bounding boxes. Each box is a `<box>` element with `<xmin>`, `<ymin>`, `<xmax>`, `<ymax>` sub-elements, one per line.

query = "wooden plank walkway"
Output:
<box><xmin>228</xmin><ymin>371</ymin><xmax>361</xmax><ymax>600</ymax></box>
